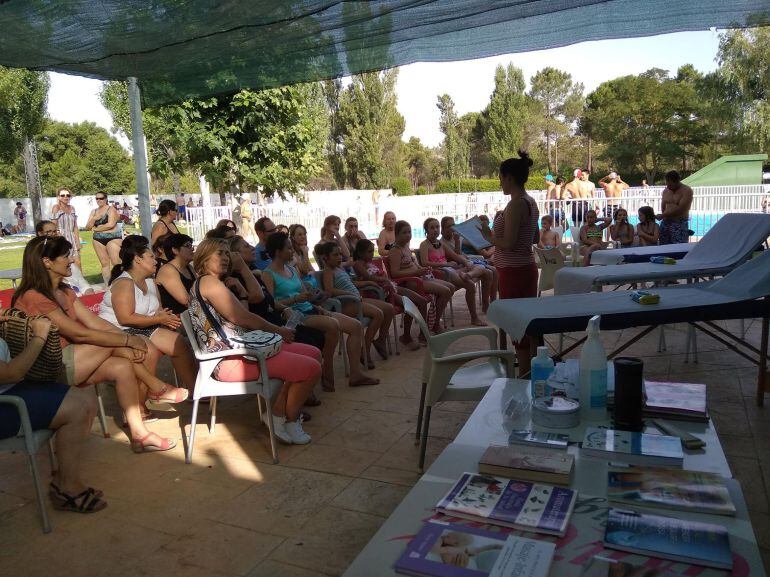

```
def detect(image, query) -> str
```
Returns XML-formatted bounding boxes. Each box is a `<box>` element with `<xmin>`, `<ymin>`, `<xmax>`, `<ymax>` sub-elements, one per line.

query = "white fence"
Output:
<box><xmin>184</xmin><ymin>185</ymin><xmax>768</xmax><ymax>247</ymax></box>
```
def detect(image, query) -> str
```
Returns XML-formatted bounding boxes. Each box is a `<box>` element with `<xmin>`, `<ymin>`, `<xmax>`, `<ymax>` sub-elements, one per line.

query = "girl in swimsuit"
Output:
<box><xmin>377</xmin><ymin>211</ymin><xmax>397</xmax><ymax>256</ymax></box>
<box><xmin>609</xmin><ymin>208</ymin><xmax>635</xmax><ymax>248</ymax></box>
<box><xmin>636</xmin><ymin>206</ymin><xmax>660</xmax><ymax>246</ymax></box>
<box><xmin>579</xmin><ymin>210</ymin><xmax>612</xmax><ymax>267</ymax></box>
<box><xmin>150</xmin><ymin>200</ymin><xmax>180</xmax><ymax>245</ymax></box>
<box><xmin>420</xmin><ymin>218</ymin><xmax>482</xmax><ymax>326</ymax></box>
<box><xmin>86</xmin><ymin>193</ymin><xmax>123</xmax><ymax>284</ymax></box>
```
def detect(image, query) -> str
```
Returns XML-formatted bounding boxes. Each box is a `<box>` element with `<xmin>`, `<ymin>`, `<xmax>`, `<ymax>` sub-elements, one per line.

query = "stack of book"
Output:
<box><xmin>478</xmin><ymin>445</ymin><xmax>575</xmax><ymax>485</ymax></box>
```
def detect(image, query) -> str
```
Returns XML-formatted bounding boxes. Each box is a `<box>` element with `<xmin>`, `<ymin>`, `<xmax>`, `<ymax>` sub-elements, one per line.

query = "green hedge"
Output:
<box><xmin>434</xmin><ymin>173</ymin><xmax>549</xmax><ymax>194</ymax></box>
<box><xmin>391</xmin><ymin>177</ymin><xmax>413</xmax><ymax>196</ymax></box>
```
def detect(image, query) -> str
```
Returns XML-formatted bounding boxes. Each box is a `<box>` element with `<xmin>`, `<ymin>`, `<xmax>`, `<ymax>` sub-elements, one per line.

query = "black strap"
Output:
<box><xmin>193</xmin><ymin>278</ymin><xmax>232</xmax><ymax>349</ymax></box>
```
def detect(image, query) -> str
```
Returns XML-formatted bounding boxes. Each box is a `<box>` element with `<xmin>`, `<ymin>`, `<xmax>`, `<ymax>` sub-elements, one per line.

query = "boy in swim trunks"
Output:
<box><xmin>537</xmin><ymin>214</ymin><xmax>560</xmax><ymax>250</ymax></box>
<box><xmin>657</xmin><ymin>170</ymin><xmax>693</xmax><ymax>245</ymax></box>
<box><xmin>579</xmin><ymin>209</ymin><xmax>611</xmax><ymax>266</ymax></box>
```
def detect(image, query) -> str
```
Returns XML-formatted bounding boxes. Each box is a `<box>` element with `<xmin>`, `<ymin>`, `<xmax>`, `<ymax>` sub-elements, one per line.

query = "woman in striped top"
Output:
<box><xmin>480</xmin><ymin>151</ymin><xmax>540</xmax><ymax>375</ymax></box>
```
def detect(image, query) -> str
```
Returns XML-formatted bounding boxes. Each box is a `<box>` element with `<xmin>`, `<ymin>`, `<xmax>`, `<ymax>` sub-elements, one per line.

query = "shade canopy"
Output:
<box><xmin>1</xmin><ymin>0</ymin><xmax>767</xmax><ymax>107</ymax></box>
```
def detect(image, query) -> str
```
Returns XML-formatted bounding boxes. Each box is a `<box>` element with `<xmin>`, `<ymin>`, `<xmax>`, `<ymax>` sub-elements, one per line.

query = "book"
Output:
<box><xmin>581</xmin><ymin>428</ymin><xmax>683</xmax><ymax>468</ymax></box>
<box><xmin>435</xmin><ymin>472</ymin><xmax>577</xmax><ymax>537</ymax></box>
<box><xmin>643</xmin><ymin>381</ymin><xmax>708</xmax><ymax>422</ymax></box>
<box><xmin>607</xmin><ymin>467</ymin><xmax>736</xmax><ymax>516</ymax></box>
<box><xmin>603</xmin><ymin>508</ymin><xmax>733</xmax><ymax>570</ymax></box>
<box><xmin>395</xmin><ymin>520</ymin><xmax>555</xmax><ymax>577</ymax></box>
<box><xmin>579</xmin><ymin>556</ymin><xmax>677</xmax><ymax>576</ymax></box>
<box><xmin>508</xmin><ymin>430</ymin><xmax>569</xmax><ymax>450</ymax></box>
<box><xmin>478</xmin><ymin>445</ymin><xmax>574</xmax><ymax>485</ymax></box>
<box><xmin>452</xmin><ymin>216</ymin><xmax>493</xmax><ymax>251</ymax></box>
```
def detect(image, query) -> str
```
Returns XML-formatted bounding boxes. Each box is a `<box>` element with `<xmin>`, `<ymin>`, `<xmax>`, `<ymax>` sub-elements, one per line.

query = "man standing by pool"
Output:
<box><xmin>656</xmin><ymin>170</ymin><xmax>693</xmax><ymax>244</ymax></box>
<box><xmin>599</xmin><ymin>172</ymin><xmax>629</xmax><ymax>214</ymax></box>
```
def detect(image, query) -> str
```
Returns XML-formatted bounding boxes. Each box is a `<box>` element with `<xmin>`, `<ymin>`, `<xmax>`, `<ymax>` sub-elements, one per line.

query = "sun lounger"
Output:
<box><xmin>488</xmin><ymin>249</ymin><xmax>770</xmax><ymax>405</ymax></box>
<box><xmin>589</xmin><ymin>242</ymin><xmax>693</xmax><ymax>265</ymax></box>
<box><xmin>555</xmin><ymin>213</ymin><xmax>770</xmax><ymax>294</ymax></box>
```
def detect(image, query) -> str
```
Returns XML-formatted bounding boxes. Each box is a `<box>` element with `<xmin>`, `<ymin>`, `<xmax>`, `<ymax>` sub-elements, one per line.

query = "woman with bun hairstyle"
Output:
<box><xmin>150</xmin><ymin>199</ymin><xmax>180</xmax><ymax>245</ymax></box>
<box><xmin>480</xmin><ymin>151</ymin><xmax>540</xmax><ymax>375</ymax></box>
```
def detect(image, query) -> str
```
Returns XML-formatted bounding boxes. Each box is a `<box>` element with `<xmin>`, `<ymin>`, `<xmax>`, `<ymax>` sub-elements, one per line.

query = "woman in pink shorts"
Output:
<box><xmin>188</xmin><ymin>238</ymin><xmax>321</xmax><ymax>445</ymax></box>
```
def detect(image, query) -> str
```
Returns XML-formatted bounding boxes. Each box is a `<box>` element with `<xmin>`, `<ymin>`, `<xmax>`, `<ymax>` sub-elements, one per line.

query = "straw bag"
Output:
<box><xmin>0</xmin><ymin>309</ymin><xmax>63</xmax><ymax>382</ymax></box>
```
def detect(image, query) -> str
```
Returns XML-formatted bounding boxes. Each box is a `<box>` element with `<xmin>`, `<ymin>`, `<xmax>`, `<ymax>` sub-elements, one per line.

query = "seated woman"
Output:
<box><xmin>289</xmin><ymin>224</ymin><xmax>316</xmax><ymax>280</ymax></box>
<box><xmin>156</xmin><ymin>234</ymin><xmax>196</xmax><ymax>315</ymax></box>
<box><xmin>636</xmin><ymin>206</ymin><xmax>660</xmax><ymax>246</ymax></box>
<box><xmin>35</xmin><ymin>220</ymin><xmax>94</xmax><ymax>295</ymax></box>
<box><xmin>440</xmin><ymin>216</ymin><xmax>496</xmax><ymax>315</ymax></box>
<box><xmin>98</xmin><ymin>235</ymin><xmax>197</xmax><ymax>404</ymax></box>
<box><xmin>342</xmin><ymin>217</ymin><xmax>367</xmax><ymax>256</ymax></box>
<box><xmin>262</xmin><ymin>233</ymin><xmax>379</xmax><ymax>390</ymax></box>
<box><xmin>317</xmin><ymin>241</ymin><xmax>394</xmax><ymax>365</ymax></box>
<box><xmin>352</xmin><ymin>239</ymin><xmax>427</xmax><ymax>351</ymax></box>
<box><xmin>579</xmin><ymin>210</ymin><xmax>612</xmax><ymax>266</ymax></box>
<box><xmin>0</xmin><ymin>316</ymin><xmax>106</xmax><ymax>513</ymax></box>
<box><xmin>376</xmin><ymin>211</ymin><xmax>397</xmax><ymax>257</ymax></box>
<box><xmin>13</xmin><ymin>236</ymin><xmax>176</xmax><ymax>453</ymax></box>
<box><xmin>389</xmin><ymin>220</ymin><xmax>452</xmax><ymax>335</ymax></box>
<box><xmin>420</xmin><ymin>218</ymin><xmax>482</xmax><ymax>325</ymax></box>
<box><xmin>319</xmin><ymin>215</ymin><xmax>353</xmax><ymax>268</ymax></box>
<box><xmin>609</xmin><ymin>208</ymin><xmax>635</xmax><ymax>248</ymax></box>
<box><xmin>189</xmin><ymin>238</ymin><xmax>321</xmax><ymax>444</ymax></box>
<box><xmin>152</xmin><ymin>232</ymin><xmax>173</xmax><ymax>272</ymax></box>
<box><xmin>206</xmin><ymin>223</ymin><xmax>237</xmax><ymax>240</ymax></box>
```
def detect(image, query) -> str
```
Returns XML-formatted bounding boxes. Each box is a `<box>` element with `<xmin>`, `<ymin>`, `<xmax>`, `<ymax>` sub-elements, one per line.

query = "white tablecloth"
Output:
<box><xmin>590</xmin><ymin>242</ymin><xmax>693</xmax><ymax>265</ymax></box>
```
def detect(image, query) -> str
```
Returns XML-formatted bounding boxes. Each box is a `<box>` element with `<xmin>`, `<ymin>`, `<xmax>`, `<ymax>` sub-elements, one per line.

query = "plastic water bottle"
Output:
<box><xmin>530</xmin><ymin>346</ymin><xmax>554</xmax><ymax>398</ymax></box>
<box><xmin>284</xmin><ymin>309</ymin><xmax>304</xmax><ymax>330</ymax></box>
<box><xmin>579</xmin><ymin>315</ymin><xmax>608</xmax><ymax>421</ymax></box>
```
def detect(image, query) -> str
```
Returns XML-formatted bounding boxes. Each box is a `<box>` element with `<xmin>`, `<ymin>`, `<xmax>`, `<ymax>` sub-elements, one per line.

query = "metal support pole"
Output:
<box><xmin>127</xmin><ymin>77</ymin><xmax>152</xmax><ymax>239</ymax></box>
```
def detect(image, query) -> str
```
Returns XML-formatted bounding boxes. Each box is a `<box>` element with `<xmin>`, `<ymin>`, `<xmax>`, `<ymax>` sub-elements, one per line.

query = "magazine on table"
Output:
<box><xmin>581</xmin><ymin>428</ymin><xmax>684</xmax><ymax>467</ymax></box>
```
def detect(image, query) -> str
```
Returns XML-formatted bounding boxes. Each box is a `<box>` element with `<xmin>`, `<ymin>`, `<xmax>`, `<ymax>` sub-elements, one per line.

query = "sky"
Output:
<box><xmin>46</xmin><ymin>30</ymin><xmax>722</xmax><ymax>150</ymax></box>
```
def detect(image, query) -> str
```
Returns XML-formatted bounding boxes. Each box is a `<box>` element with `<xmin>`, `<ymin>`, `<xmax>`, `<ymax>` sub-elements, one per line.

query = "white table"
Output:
<box><xmin>344</xmin><ymin>379</ymin><xmax>766</xmax><ymax>577</ymax></box>
<box><xmin>0</xmin><ymin>268</ymin><xmax>21</xmax><ymax>288</ymax></box>
<box><xmin>590</xmin><ymin>242</ymin><xmax>693</xmax><ymax>265</ymax></box>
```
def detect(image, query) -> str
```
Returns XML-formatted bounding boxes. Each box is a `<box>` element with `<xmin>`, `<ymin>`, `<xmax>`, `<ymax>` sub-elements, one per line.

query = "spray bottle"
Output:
<box><xmin>579</xmin><ymin>315</ymin><xmax>608</xmax><ymax>421</ymax></box>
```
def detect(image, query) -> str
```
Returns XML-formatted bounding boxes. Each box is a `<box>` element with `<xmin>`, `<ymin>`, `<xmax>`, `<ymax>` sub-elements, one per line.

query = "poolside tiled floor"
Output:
<box><xmin>1</xmin><ymin>294</ymin><xmax>769</xmax><ymax>576</ymax></box>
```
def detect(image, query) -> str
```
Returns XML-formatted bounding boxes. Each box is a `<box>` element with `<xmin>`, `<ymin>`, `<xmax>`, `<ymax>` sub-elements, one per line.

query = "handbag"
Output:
<box><xmin>0</xmin><ymin>309</ymin><xmax>63</xmax><ymax>382</ymax></box>
<box><xmin>193</xmin><ymin>280</ymin><xmax>281</xmax><ymax>359</ymax></box>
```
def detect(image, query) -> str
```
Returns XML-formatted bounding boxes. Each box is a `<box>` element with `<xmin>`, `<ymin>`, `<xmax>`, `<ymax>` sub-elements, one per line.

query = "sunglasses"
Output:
<box><xmin>96</xmin><ymin>196</ymin><xmax>106</xmax><ymax>201</ymax></box>
<box><xmin>59</xmin><ymin>193</ymin><xmax>71</xmax><ymax>198</ymax></box>
<box><xmin>43</xmin><ymin>229</ymin><xmax>60</xmax><ymax>236</ymax></box>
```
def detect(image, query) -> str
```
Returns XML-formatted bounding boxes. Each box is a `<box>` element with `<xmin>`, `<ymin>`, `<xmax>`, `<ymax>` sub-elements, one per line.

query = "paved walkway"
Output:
<box><xmin>1</xmin><ymin>296</ymin><xmax>768</xmax><ymax>576</ymax></box>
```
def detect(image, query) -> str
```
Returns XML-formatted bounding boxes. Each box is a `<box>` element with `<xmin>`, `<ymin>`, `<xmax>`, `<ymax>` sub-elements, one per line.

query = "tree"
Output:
<box><xmin>36</xmin><ymin>120</ymin><xmax>136</xmax><ymax>196</ymax></box>
<box><xmin>717</xmin><ymin>18</ymin><xmax>770</xmax><ymax>153</ymax></box>
<box><xmin>322</xmin><ymin>79</ymin><xmax>347</xmax><ymax>188</ymax></box>
<box><xmin>529</xmin><ymin>67</ymin><xmax>584</xmax><ymax>173</ymax></box>
<box><xmin>0</xmin><ymin>67</ymin><xmax>48</xmax><ymax>162</ymax></box>
<box><xmin>437</xmin><ymin>94</ymin><xmax>469</xmax><ymax>181</ymax></box>
<box><xmin>403</xmin><ymin>136</ymin><xmax>439</xmax><ymax>191</ymax></box>
<box><xmin>337</xmin><ymin>70</ymin><xmax>405</xmax><ymax>188</ymax></box>
<box><xmin>484</xmin><ymin>64</ymin><xmax>538</xmax><ymax>171</ymax></box>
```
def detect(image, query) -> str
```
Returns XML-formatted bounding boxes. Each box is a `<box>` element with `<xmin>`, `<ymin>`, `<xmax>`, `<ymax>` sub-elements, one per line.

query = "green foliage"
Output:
<box><xmin>391</xmin><ymin>176</ymin><xmax>413</xmax><ymax>196</ymax></box>
<box><xmin>37</xmin><ymin>120</ymin><xmax>136</xmax><ymax>196</ymax></box>
<box><xmin>434</xmin><ymin>178</ymin><xmax>500</xmax><ymax>194</ymax></box>
<box><xmin>416</xmin><ymin>185</ymin><xmax>427</xmax><ymax>195</ymax></box>
<box><xmin>437</xmin><ymin>94</ymin><xmax>470</xmax><ymax>180</ymax></box>
<box><xmin>0</xmin><ymin>67</ymin><xmax>48</xmax><ymax>161</ymax></box>
<box><xmin>403</xmin><ymin>136</ymin><xmax>438</xmax><ymax>190</ymax></box>
<box><xmin>0</xmin><ymin>157</ymin><xmax>26</xmax><ymax>197</ymax></box>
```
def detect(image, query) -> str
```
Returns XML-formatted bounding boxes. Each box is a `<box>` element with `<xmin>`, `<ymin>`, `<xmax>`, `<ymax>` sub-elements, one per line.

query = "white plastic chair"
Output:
<box><xmin>0</xmin><ymin>396</ymin><xmax>57</xmax><ymax>533</ymax></box>
<box><xmin>534</xmin><ymin>246</ymin><xmax>566</xmax><ymax>296</ymax></box>
<box><xmin>401</xmin><ymin>297</ymin><xmax>517</xmax><ymax>471</ymax></box>
<box><xmin>181</xmin><ymin>311</ymin><xmax>284</xmax><ymax>464</ymax></box>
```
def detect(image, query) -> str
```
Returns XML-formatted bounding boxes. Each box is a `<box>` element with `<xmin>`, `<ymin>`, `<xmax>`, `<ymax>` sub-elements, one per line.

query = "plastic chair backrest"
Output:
<box><xmin>401</xmin><ymin>296</ymin><xmax>431</xmax><ymax>343</ymax></box>
<box><xmin>534</xmin><ymin>247</ymin><xmax>566</xmax><ymax>294</ymax></box>
<box><xmin>78</xmin><ymin>291</ymin><xmax>105</xmax><ymax>314</ymax></box>
<box><xmin>0</xmin><ymin>288</ymin><xmax>14</xmax><ymax>309</ymax></box>
<box><xmin>181</xmin><ymin>310</ymin><xmax>204</xmax><ymax>358</ymax></box>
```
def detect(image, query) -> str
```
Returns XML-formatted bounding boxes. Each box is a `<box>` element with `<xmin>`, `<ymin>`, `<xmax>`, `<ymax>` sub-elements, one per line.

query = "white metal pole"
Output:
<box><xmin>127</xmin><ymin>77</ymin><xmax>153</xmax><ymax>239</ymax></box>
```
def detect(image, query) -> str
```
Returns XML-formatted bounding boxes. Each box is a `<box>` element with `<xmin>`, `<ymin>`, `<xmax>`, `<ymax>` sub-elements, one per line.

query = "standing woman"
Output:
<box><xmin>98</xmin><ymin>235</ymin><xmax>197</xmax><ymax>397</ymax></box>
<box><xmin>51</xmin><ymin>187</ymin><xmax>82</xmax><ymax>269</ymax></box>
<box><xmin>377</xmin><ymin>211</ymin><xmax>397</xmax><ymax>256</ymax></box>
<box><xmin>150</xmin><ymin>200</ymin><xmax>180</xmax><ymax>245</ymax></box>
<box><xmin>86</xmin><ymin>192</ymin><xmax>124</xmax><ymax>284</ymax></box>
<box><xmin>480</xmin><ymin>151</ymin><xmax>540</xmax><ymax>375</ymax></box>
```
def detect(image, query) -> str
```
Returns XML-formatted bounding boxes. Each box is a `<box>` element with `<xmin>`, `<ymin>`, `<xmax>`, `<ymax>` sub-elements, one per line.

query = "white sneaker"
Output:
<box><xmin>284</xmin><ymin>419</ymin><xmax>311</xmax><ymax>445</ymax></box>
<box><xmin>267</xmin><ymin>414</ymin><xmax>293</xmax><ymax>445</ymax></box>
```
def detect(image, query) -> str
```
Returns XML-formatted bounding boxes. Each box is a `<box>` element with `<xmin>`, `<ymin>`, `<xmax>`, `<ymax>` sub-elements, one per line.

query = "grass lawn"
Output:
<box><xmin>0</xmin><ymin>228</ymin><xmax>145</xmax><ymax>290</ymax></box>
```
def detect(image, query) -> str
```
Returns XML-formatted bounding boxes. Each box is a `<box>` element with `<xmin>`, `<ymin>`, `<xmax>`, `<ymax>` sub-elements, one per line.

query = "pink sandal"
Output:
<box><xmin>147</xmin><ymin>384</ymin><xmax>188</xmax><ymax>404</ymax></box>
<box><xmin>131</xmin><ymin>432</ymin><xmax>177</xmax><ymax>453</ymax></box>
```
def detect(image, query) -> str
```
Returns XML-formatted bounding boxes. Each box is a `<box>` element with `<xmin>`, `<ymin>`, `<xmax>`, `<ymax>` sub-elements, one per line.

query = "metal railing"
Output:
<box><xmin>185</xmin><ymin>185</ymin><xmax>768</xmax><ymax>246</ymax></box>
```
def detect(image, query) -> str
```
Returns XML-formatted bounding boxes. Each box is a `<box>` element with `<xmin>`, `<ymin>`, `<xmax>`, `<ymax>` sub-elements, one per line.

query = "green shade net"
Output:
<box><xmin>0</xmin><ymin>0</ymin><xmax>767</xmax><ymax>106</ymax></box>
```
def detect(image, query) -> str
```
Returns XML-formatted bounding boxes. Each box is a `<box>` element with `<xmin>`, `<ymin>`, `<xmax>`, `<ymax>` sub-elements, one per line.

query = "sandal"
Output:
<box><xmin>49</xmin><ymin>486</ymin><xmax>107</xmax><ymax>514</ymax></box>
<box><xmin>131</xmin><ymin>432</ymin><xmax>177</xmax><ymax>453</ymax></box>
<box><xmin>373</xmin><ymin>340</ymin><xmax>389</xmax><ymax>360</ymax></box>
<box><xmin>349</xmin><ymin>376</ymin><xmax>380</xmax><ymax>387</ymax></box>
<box><xmin>50</xmin><ymin>482</ymin><xmax>103</xmax><ymax>500</ymax></box>
<box><xmin>147</xmin><ymin>384</ymin><xmax>188</xmax><ymax>404</ymax></box>
<box><xmin>304</xmin><ymin>394</ymin><xmax>322</xmax><ymax>407</ymax></box>
<box><xmin>300</xmin><ymin>411</ymin><xmax>312</xmax><ymax>423</ymax></box>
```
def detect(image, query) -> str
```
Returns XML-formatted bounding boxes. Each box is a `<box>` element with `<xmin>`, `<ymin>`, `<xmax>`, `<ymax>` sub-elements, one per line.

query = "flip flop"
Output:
<box><xmin>373</xmin><ymin>340</ymin><xmax>389</xmax><ymax>360</ymax></box>
<box><xmin>349</xmin><ymin>376</ymin><xmax>380</xmax><ymax>387</ymax></box>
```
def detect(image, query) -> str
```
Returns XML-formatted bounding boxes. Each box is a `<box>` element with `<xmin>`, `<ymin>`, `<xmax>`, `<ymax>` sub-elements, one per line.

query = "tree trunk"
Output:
<box><xmin>22</xmin><ymin>138</ymin><xmax>43</xmax><ymax>224</ymax></box>
<box><xmin>546</xmin><ymin>134</ymin><xmax>552</xmax><ymax>172</ymax></box>
<box><xmin>171</xmin><ymin>172</ymin><xmax>181</xmax><ymax>194</ymax></box>
<box><xmin>587</xmin><ymin>135</ymin><xmax>592</xmax><ymax>172</ymax></box>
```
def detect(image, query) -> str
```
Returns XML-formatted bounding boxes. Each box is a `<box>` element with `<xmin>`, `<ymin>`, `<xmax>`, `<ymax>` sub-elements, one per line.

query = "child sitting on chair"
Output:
<box><xmin>538</xmin><ymin>214</ymin><xmax>560</xmax><ymax>250</ymax></box>
<box><xmin>579</xmin><ymin>210</ymin><xmax>612</xmax><ymax>266</ymax></box>
<box><xmin>636</xmin><ymin>206</ymin><xmax>660</xmax><ymax>246</ymax></box>
<box><xmin>609</xmin><ymin>208</ymin><xmax>635</xmax><ymax>248</ymax></box>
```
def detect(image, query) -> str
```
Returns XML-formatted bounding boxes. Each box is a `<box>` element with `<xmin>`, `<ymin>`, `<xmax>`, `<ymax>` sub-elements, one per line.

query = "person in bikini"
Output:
<box><xmin>609</xmin><ymin>208</ymin><xmax>635</xmax><ymax>248</ymax></box>
<box><xmin>579</xmin><ymin>210</ymin><xmax>612</xmax><ymax>266</ymax></box>
<box><xmin>636</xmin><ymin>206</ymin><xmax>660</xmax><ymax>246</ymax></box>
<box><xmin>656</xmin><ymin>170</ymin><xmax>693</xmax><ymax>245</ymax></box>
